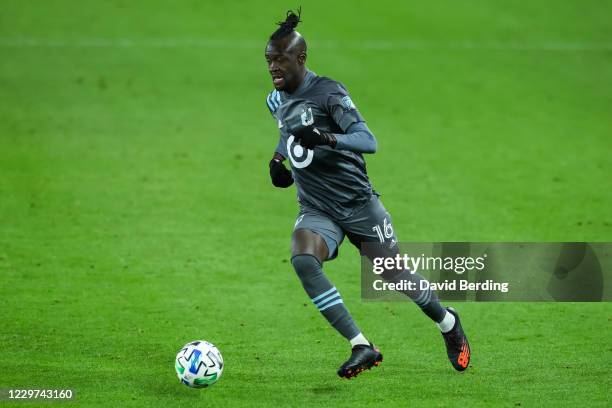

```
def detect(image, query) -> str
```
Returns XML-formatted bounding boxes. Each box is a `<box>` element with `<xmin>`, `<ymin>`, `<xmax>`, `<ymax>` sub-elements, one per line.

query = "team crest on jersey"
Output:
<box><xmin>341</xmin><ymin>96</ymin><xmax>356</xmax><ymax>110</ymax></box>
<box><xmin>300</xmin><ymin>107</ymin><xmax>315</xmax><ymax>126</ymax></box>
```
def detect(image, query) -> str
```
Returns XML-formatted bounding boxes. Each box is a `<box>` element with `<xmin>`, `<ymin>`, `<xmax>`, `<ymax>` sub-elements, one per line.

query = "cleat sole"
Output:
<box><xmin>338</xmin><ymin>353</ymin><xmax>383</xmax><ymax>379</ymax></box>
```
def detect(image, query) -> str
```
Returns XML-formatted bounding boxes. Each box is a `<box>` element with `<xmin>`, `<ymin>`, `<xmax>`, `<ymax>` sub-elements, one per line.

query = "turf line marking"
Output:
<box><xmin>0</xmin><ymin>37</ymin><xmax>611</xmax><ymax>51</ymax></box>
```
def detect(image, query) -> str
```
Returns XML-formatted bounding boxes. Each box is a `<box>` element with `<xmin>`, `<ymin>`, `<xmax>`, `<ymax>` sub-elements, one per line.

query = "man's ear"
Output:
<box><xmin>298</xmin><ymin>52</ymin><xmax>307</xmax><ymax>66</ymax></box>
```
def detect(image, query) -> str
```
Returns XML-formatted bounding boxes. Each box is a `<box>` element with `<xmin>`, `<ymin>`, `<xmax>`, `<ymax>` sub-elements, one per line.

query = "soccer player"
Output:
<box><xmin>264</xmin><ymin>10</ymin><xmax>470</xmax><ymax>378</ymax></box>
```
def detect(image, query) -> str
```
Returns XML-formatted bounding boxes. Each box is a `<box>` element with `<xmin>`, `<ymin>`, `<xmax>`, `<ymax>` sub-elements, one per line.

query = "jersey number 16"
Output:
<box><xmin>372</xmin><ymin>217</ymin><xmax>394</xmax><ymax>243</ymax></box>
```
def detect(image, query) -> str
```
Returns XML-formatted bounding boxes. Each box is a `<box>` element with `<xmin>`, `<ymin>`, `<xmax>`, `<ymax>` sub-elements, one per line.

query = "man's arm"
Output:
<box><xmin>266</xmin><ymin>90</ymin><xmax>293</xmax><ymax>188</ymax></box>
<box><xmin>333</xmin><ymin>121</ymin><xmax>377</xmax><ymax>154</ymax></box>
<box><xmin>291</xmin><ymin>121</ymin><xmax>377</xmax><ymax>154</ymax></box>
<box><xmin>272</xmin><ymin>152</ymin><xmax>286</xmax><ymax>162</ymax></box>
<box><xmin>269</xmin><ymin>151</ymin><xmax>293</xmax><ymax>188</ymax></box>
<box><xmin>269</xmin><ymin>154</ymin><xmax>293</xmax><ymax>188</ymax></box>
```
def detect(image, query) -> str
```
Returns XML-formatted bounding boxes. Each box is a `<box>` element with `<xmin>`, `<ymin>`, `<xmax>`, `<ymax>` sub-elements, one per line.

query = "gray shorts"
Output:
<box><xmin>294</xmin><ymin>195</ymin><xmax>398</xmax><ymax>260</ymax></box>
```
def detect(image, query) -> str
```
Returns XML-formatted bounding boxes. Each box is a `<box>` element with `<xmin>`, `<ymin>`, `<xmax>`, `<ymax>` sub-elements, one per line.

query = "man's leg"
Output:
<box><xmin>342</xmin><ymin>196</ymin><xmax>448</xmax><ymax>323</ymax></box>
<box><xmin>342</xmin><ymin>195</ymin><xmax>471</xmax><ymax>371</ymax></box>
<box><xmin>291</xmin><ymin>228</ymin><xmax>362</xmax><ymax>341</ymax></box>
<box><xmin>290</xmin><ymin>212</ymin><xmax>383</xmax><ymax>378</ymax></box>
<box><xmin>356</xmin><ymin>235</ymin><xmax>450</xmax><ymax>324</ymax></box>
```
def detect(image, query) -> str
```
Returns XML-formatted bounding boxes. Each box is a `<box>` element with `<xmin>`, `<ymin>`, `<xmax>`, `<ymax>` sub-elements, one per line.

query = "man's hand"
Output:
<box><xmin>292</xmin><ymin>124</ymin><xmax>337</xmax><ymax>150</ymax></box>
<box><xmin>269</xmin><ymin>158</ymin><xmax>294</xmax><ymax>188</ymax></box>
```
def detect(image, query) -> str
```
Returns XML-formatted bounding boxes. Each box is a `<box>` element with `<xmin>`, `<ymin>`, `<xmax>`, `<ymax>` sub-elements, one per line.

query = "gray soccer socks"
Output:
<box><xmin>291</xmin><ymin>254</ymin><xmax>361</xmax><ymax>340</ymax></box>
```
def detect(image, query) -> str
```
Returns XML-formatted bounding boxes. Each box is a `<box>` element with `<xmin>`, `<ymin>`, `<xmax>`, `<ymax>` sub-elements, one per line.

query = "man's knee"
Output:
<box><xmin>292</xmin><ymin>228</ymin><xmax>329</xmax><ymax>262</ymax></box>
<box><xmin>291</xmin><ymin>254</ymin><xmax>321</xmax><ymax>278</ymax></box>
<box><xmin>291</xmin><ymin>253</ymin><xmax>328</xmax><ymax>297</ymax></box>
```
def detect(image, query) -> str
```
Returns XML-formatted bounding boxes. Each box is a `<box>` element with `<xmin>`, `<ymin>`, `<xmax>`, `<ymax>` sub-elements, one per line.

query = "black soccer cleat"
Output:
<box><xmin>441</xmin><ymin>307</ymin><xmax>471</xmax><ymax>372</ymax></box>
<box><xmin>337</xmin><ymin>343</ymin><xmax>383</xmax><ymax>379</ymax></box>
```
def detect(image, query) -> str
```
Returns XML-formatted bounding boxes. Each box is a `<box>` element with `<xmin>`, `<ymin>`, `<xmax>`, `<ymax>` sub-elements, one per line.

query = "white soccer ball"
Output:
<box><xmin>175</xmin><ymin>340</ymin><xmax>224</xmax><ymax>388</ymax></box>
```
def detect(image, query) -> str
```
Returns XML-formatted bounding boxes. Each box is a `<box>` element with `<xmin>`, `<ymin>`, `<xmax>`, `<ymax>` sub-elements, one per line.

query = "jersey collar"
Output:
<box><xmin>284</xmin><ymin>69</ymin><xmax>316</xmax><ymax>98</ymax></box>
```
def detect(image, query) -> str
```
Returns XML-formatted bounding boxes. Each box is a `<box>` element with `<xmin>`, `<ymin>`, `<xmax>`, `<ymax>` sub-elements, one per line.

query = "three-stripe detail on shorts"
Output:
<box><xmin>311</xmin><ymin>287</ymin><xmax>343</xmax><ymax>311</ymax></box>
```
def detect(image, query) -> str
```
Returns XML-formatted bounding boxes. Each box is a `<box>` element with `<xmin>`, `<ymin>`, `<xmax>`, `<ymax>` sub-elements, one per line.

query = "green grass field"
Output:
<box><xmin>1</xmin><ymin>1</ymin><xmax>611</xmax><ymax>406</ymax></box>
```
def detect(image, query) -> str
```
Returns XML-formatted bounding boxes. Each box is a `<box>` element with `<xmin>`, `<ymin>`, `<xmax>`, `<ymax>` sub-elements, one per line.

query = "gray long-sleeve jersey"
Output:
<box><xmin>266</xmin><ymin>70</ymin><xmax>377</xmax><ymax>219</ymax></box>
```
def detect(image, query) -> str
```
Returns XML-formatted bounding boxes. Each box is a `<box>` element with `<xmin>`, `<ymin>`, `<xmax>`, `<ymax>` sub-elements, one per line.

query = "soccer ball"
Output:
<box><xmin>175</xmin><ymin>340</ymin><xmax>224</xmax><ymax>388</ymax></box>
